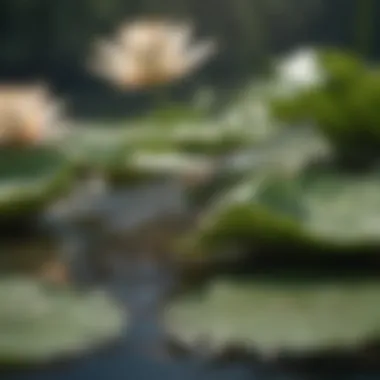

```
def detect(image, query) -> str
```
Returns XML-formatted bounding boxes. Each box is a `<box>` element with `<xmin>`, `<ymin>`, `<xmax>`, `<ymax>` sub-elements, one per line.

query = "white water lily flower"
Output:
<box><xmin>276</xmin><ymin>48</ymin><xmax>325</xmax><ymax>93</ymax></box>
<box><xmin>89</xmin><ymin>19</ymin><xmax>217</xmax><ymax>89</ymax></box>
<box><xmin>0</xmin><ymin>83</ymin><xmax>66</xmax><ymax>146</ymax></box>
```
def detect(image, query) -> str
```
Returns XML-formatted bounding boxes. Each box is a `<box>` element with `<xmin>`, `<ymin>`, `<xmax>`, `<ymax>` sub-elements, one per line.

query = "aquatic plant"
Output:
<box><xmin>0</xmin><ymin>277</ymin><xmax>125</xmax><ymax>365</ymax></box>
<box><xmin>89</xmin><ymin>19</ymin><xmax>217</xmax><ymax>90</ymax></box>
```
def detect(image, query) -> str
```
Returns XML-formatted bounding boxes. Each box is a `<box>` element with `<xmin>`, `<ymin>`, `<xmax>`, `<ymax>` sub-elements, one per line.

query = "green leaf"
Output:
<box><xmin>64</xmin><ymin>121</ymin><xmax>258</xmax><ymax>184</ymax></box>
<box><xmin>223</xmin><ymin>126</ymin><xmax>331</xmax><ymax>176</ymax></box>
<box><xmin>190</xmin><ymin>167</ymin><xmax>380</xmax><ymax>254</ymax></box>
<box><xmin>270</xmin><ymin>48</ymin><xmax>380</xmax><ymax>165</ymax></box>
<box><xmin>110</xmin><ymin>127</ymin><xmax>259</xmax><ymax>183</ymax></box>
<box><xmin>125</xmin><ymin>151</ymin><xmax>215</xmax><ymax>177</ymax></box>
<box><xmin>0</xmin><ymin>147</ymin><xmax>73</xmax><ymax>218</ymax></box>
<box><xmin>168</xmin><ymin>123</ymin><xmax>259</xmax><ymax>156</ymax></box>
<box><xmin>166</xmin><ymin>276</ymin><xmax>380</xmax><ymax>354</ymax></box>
<box><xmin>63</xmin><ymin>125</ymin><xmax>132</xmax><ymax>170</ymax></box>
<box><xmin>125</xmin><ymin>119</ymin><xmax>263</xmax><ymax>156</ymax></box>
<box><xmin>0</xmin><ymin>277</ymin><xmax>126</xmax><ymax>364</ymax></box>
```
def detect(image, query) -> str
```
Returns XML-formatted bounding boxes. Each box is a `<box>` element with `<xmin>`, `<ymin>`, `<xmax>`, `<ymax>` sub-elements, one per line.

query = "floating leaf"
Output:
<box><xmin>171</xmin><ymin>122</ymin><xmax>264</xmax><ymax>156</ymax></box>
<box><xmin>119</xmin><ymin>120</ymin><xmax>310</xmax><ymax>188</ymax></box>
<box><xmin>125</xmin><ymin>151</ymin><xmax>215</xmax><ymax>178</ymax></box>
<box><xmin>0</xmin><ymin>277</ymin><xmax>126</xmax><ymax>365</ymax></box>
<box><xmin>0</xmin><ymin>147</ymin><xmax>73</xmax><ymax>218</ymax></box>
<box><xmin>221</xmin><ymin>126</ymin><xmax>330</xmax><ymax>176</ymax></box>
<box><xmin>166</xmin><ymin>276</ymin><xmax>380</xmax><ymax>354</ymax></box>
<box><xmin>189</xmin><ymin>166</ymin><xmax>380</xmax><ymax>254</ymax></box>
<box><xmin>123</xmin><ymin>118</ymin><xmax>263</xmax><ymax>157</ymax></box>
<box><xmin>63</xmin><ymin>124</ymin><xmax>131</xmax><ymax>170</ymax></box>
<box><xmin>63</xmin><ymin>122</ymin><xmax>249</xmax><ymax>183</ymax></box>
<box><xmin>63</xmin><ymin>83</ymin><xmax>282</xmax><ymax>180</ymax></box>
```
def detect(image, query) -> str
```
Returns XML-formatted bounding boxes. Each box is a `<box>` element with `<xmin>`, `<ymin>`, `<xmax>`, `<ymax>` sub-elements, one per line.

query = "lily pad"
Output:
<box><xmin>0</xmin><ymin>277</ymin><xmax>126</xmax><ymax>365</ymax></box>
<box><xmin>166</xmin><ymin>276</ymin><xmax>380</xmax><ymax>355</ymax></box>
<box><xmin>188</xmin><ymin>166</ymin><xmax>380</xmax><ymax>254</ymax></box>
<box><xmin>62</xmin><ymin>124</ymin><xmax>218</xmax><ymax>183</ymax></box>
<box><xmin>63</xmin><ymin>86</ymin><xmax>282</xmax><ymax>181</ymax></box>
<box><xmin>167</xmin><ymin>115</ymin><xmax>271</xmax><ymax>156</ymax></box>
<box><xmin>124</xmin><ymin>151</ymin><xmax>215</xmax><ymax>178</ymax></box>
<box><xmin>62</xmin><ymin>125</ymin><xmax>131</xmax><ymax>170</ymax></box>
<box><xmin>0</xmin><ymin>147</ymin><xmax>73</xmax><ymax>218</ymax></box>
<box><xmin>221</xmin><ymin>126</ymin><xmax>331</xmax><ymax>176</ymax></box>
<box><xmin>122</xmin><ymin>119</ymin><xmax>264</xmax><ymax>157</ymax></box>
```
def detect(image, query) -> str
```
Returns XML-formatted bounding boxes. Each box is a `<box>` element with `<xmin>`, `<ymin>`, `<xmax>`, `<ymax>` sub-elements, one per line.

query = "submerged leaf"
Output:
<box><xmin>166</xmin><ymin>277</ymin><xmax>380</xmax><ymax>354</ymax></box>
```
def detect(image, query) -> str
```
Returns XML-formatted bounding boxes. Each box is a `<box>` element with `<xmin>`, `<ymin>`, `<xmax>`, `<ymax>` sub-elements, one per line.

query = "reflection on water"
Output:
<box><xmin>1</xmin><ymin>180</ymin><xmax>380</xmax><ymax>380</ymax></box>
<box><xmin>42</xmin><ymin>178</ymin><xmax>191</xmax><ymax>284</ymax></box>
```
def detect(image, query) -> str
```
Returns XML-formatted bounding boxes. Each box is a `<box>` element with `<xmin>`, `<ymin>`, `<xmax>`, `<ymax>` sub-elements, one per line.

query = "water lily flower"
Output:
<box><xmin>275</xmin><ymin>48</ymin><xmax>325</xmax><ymax>95</ymax></box>
<box><xmin>89</xmin><ymin>19</ymin><xmax>217</xmax><ymax>89</ymax></box>
<box><xmin>0</xmin><ymin>83</ymin><xmax>65</xmax><ymax>147</ymax></box>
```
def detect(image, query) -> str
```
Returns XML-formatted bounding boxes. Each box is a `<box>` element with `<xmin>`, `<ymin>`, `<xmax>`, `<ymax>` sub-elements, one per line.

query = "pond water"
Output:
<box><xmin>1</xmin><ymin>179</ymin><xmax>380</xmax><ymax>380</ymax></box>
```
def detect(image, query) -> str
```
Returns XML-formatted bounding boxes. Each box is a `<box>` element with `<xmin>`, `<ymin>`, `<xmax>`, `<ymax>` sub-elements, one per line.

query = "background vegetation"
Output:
<box><xmin>0</xmin><ymin>0</ymin><xmax>370</xmax><ymax>118</ymax></box>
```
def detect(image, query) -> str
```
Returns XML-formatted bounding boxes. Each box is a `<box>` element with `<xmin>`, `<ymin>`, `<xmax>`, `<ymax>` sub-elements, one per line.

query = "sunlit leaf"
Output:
<box><xmin>0</xmin><ymin>277</ymin><xmax>126</xmax><ymax>364</ymax></box>
<box><xmin>63</xmin><ymin>124</ymin><xmax>131</xmax><ymax>170</ymax></box>
<box><xmin>0</xmin><ymin>147</ymin><xmax>73</xmax><ymax>218</ymax></box>
<box><xmin>167</xmin><ymin>276</ymin><xmax>380</xmax><ymax>354</ymax></box>
<box><xmin>222</xmin><ymin>126</ymin><xmax>330</xmax><ymax>176</ymax></box>
<box><xmin>188</xmin><ymin>166</ymin><xmax>380</xmax><ymax>254</ymax></box>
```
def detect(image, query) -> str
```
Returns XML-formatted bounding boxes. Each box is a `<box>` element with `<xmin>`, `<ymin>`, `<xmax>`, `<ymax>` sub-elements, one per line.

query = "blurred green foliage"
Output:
<box><xmin>0</xmin><ymin>147</ymin><xmax>73</xmax><ymax>220</ymax></box>
<box><xmin>271</xmin><ymin>49</ymin><xmax>380</xmax><ymax>166</ymax></box>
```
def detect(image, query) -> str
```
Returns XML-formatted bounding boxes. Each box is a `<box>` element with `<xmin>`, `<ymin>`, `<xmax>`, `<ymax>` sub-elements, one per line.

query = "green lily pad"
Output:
<box><xmin>0</xmin><ymin>277</ymin><xmax>125</xmax><ymax>365</ymax></box>
<box><xmin>166</xmin><ymin>276</ymin><xmax>380</xmax><ymax>354</ymax></box>
<box><xmin>189</xmin><ymin>167</ymin><xmax>380</xmax><ymax>254</ymax></box>
<box><xmin>61</xmin><ymin>125</ymin><xmax>152</xmax><ymax>183</ymax></box>
<box><xmin>170</xmin><ymin>123</ymin><xmax>262</xmax><ymax>156</ymax></box>
<box><xmin>63</xmin><ymin>125</ymin><xmax>131</xmax><ymax>169</ymax></box>
<box><xmin>122</xmin><ymin>120</ymin><xmax>263</xmax><ymax>157</ymax></box>
<box><xmin>125</xmin><ymin>151</ymin><xmax>215</xmax><ymax>177</ymax></box>
<box><xmin>222</xmin><ymin>126</ymin><xmax>331</xmax><ymax>176</ymax></box>
<box><xmin>63</xmin><ymin>88</ymin><xmax>281</xmax><ymax>180</ymax></box>
<box><xmin>120</xmin><ymin>124</ymin><xmax>320</xmax><ymax>184</ymax></box>
<box><xmin>0</xmin><ymin>147</ymin><xmax>73</xmax><ymax>218</ymax></box>
<box><xmin>63</xmin><ymin>124</ymin><xmax>224</xmax><ymax>182</ymax></box>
